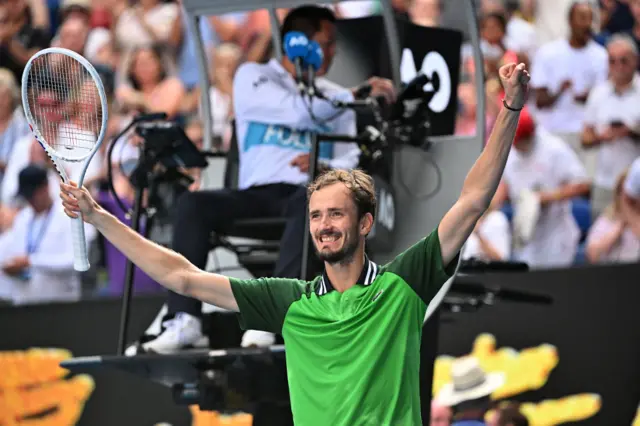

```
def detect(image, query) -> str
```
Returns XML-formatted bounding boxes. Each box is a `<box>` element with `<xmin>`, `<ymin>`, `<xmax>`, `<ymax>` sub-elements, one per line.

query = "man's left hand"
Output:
<box><xmin>499</xmin><ymin>63</ymin><xmax>530</xmax><ymax>110</ymax></box>
<box><xmin>291</xmin><ymin>154</ymin><xmax>311</xmax><ymax>173</ymax></box>
<box><xmin>3</xmin><ymin>256</ymin><xmax>30</xmax><ymax>276</ymax></box>
<box><xmin>290</xmin><ymin>154</ymin><xmax>329</xmax><ymax>174</ymax></box>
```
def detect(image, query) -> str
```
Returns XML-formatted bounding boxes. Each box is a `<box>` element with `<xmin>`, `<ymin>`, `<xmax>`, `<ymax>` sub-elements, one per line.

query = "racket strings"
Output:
<box><xmin>26</xmin><ymin>53</ymin><xmax>101</xmax><ymax>160</ymax></box>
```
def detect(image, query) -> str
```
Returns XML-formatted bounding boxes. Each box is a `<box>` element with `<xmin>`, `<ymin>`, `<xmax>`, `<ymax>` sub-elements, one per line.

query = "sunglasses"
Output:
<box><xmin>609</xmin><ymin>56</ymin><xmax>631</xmax><ymax>66</ymax></box>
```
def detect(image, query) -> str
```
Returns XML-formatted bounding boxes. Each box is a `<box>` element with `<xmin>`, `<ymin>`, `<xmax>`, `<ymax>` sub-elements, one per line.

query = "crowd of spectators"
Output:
<box><xmin>0</xmin><ymin>0</ymin><xmax>639</xmax><ymax>307</ymax></box>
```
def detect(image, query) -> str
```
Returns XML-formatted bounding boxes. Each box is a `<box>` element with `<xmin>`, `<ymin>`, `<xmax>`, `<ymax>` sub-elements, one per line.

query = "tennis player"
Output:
<box><xmin>60</xmin><ymin>62</ymin><xmax>529</xmax><ymax>425</ymax></box>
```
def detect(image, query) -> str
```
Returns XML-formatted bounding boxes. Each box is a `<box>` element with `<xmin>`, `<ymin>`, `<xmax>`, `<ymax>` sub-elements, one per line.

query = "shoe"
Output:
<box><xmin>241</xmin><ymin>330</ymin><xmax>276</xmax><ymax>348</ymax></box>
<box><xmin>125</xmin><ymin>312</ymin><xmax>209</xmax><ymax>356</ymax></box>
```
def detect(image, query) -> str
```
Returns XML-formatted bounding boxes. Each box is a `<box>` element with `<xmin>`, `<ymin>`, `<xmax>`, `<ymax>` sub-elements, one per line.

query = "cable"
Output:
<box><xmin>396</xmin><ymin>145</ymin><xmax>442</xmax><ymax>201</ymax></box>
<box><xmin>302</xmin><ymin>93</ymin><xmax>349</xmax><ymax>127</ymax></box>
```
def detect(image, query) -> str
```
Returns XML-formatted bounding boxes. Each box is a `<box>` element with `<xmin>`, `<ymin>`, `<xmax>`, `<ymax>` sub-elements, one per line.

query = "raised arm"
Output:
<box><xmin>438</xmin><ymin>63</ymin><xmax>530</xmax><ymax>264</ymax></box>
<box><xmin>59</xmin><ymin>183</ymin><xmax>239</xmax><ymax>312</ymax></box>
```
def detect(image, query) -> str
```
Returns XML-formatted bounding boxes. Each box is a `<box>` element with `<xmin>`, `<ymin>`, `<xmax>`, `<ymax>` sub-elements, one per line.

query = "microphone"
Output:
<box><xmin>305</xmin><ymin>40</ymin><xmax>323</xmax><ymax>97</ymax></box>
<box><xmin>283</xmin><ymin>31</ymin><xmax>310</xmax><ymax>94</ymax></box>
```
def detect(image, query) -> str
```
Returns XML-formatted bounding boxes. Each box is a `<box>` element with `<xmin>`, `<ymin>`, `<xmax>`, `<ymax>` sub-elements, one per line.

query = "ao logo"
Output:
<box><xmin>400</xmin><ymin>48</ymin><xmax>451</xmax><ymax>113</ymax></box>
<box><xmin>377</xmin><ymin>188</ymin><xmax>395</xmax><ymax>232</ymax></box>
<box><xmin>290</xmin><ymin>36</ymin><xmax>308</xmax><ymax>47</ymax></box>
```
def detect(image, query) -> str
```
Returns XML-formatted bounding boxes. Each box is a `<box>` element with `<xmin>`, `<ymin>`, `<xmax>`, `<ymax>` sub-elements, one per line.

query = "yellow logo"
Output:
<box><xmin>189</xmin><ymin>406</ymin><xmax>253</xmax><ymax>426</ymax></box>
<box><xmin>0</xmin><ymin>348</ymin><xmax>94</xmax><ymax>426</ymax></box>
<box><xmin>434</xmin><ymin>334</ymin><xmax>601</xmax><ymax>425</ymax></box>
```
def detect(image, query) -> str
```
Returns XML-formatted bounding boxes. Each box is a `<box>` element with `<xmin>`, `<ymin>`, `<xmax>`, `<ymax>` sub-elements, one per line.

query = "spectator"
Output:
<box><xmin>455</xmin><ymin>82</ymin><xmax>496</xmax><ymax>142</ymax></box>
<box><xmin>530</xmin><ymin>1</ymin><xmax>607</xmax><ymax>174</ymax></box>
<box><xmin>59</xmin><ymin>0</ymin><xmax>92</xmax><ymax>27</ymax></box>
<box><xmin>203</xmin><ymin>43</ymin><xmax>241</xmax><ymax>150</ymax></box>
<box><xmin>54</xmin><ymin>15</ymin><xmax>89</xmax><ymax>54</ymax></box>
<box><xmin>629</xmin><ymin>0</ymin><xmax>640</xmax><ymax>66</ymax></box>
<box><xmin>581</xmin><ymin>34</ymin><xmax>640</xmax><ymax>218</ymax></box>
<box><xmin>431</xmin><ymin>400</ymin><xmax>453</xmax><ymax>426</ymax></box>
<box><xmin>487</xmin><ymin>403</ymin><xmax>529</xmax><ymax>426</ymax></box>
<box><xmin>113</xmin><ymin>0</ymin><xmax>179</xmax><ymax>51</ymax></box>
<box><xmin>461</xmin><ymin>193</ymin><xmax>511</xmax><ymax>262</ymax></box>
<box><xmin>0</xmin><ymin>0</ymin><xmax>51</xmax><ymax>82</ymax></box>
<box><xmin>620</xmin><ymin>156</ymin><xmax>640</xmax><ymax>233</ymax></box>
<box><xmin>84</xmin><ymin>27</ymin><xmax>119</xmax><ymax>70</ymax></box>
<box><xmin>0</xmin><ymin>165</ymin><xmax>94</xmax><ymax>305</ymax></box>
<box><xmin>409</xmin><ymin>0</ymin><xmax>441</xmax><ymax>28</ymax></box>
<box><xmin>497</xmin><ymin>107</ymin><xmax>591</xmax><ymax>269</ymax></box>
<box><xmin>0</xmin><ymin>68</ymin><xmax>29</xmax><ymax>187</ymax></box>
<box><xmin>586</xmin><ymin>168</ymin><xmax>640</xmax><ymax>263</ymax></box>
<box><xmin>534</xmin><ymin>0</ymin><xmax>597</xmax><ymax>47</ymax></box>
<box><xmin>502</xmin><ymin>2</ymin><xmax>537</xmax><ymax>61</ymax></box>
<box><xmin>436</xmin><ymin>357</ymin><xmax>505</xmax><ymax>426</ymax></box>
<box><xmin>116</xmin><ymin>44</ymin><xmax>185</xmax><ymax>119</ymax></box>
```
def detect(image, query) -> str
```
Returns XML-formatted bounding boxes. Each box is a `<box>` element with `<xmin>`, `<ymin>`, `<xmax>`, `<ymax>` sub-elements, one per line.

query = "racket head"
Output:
<box><xmin>21</xmin><ymin>47</ymin><xmax>108</xmax><ymax>165</ymax></box>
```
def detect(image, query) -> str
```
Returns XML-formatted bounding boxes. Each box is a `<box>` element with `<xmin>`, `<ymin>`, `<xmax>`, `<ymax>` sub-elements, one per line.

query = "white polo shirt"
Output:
<box><xmin>530</xmin><ymin>38</ymin><xmax>608</xmax><ymax>134</ymax></box>
<box><xmin>503</xmin><ymin>130</ymin><xmax>590</xmax><ymax>268</ymax></box>
<box><xmin>232</xmin><ymin>59</ymin><xmax>360</xmax><ymax>190</ymax></box>
<box><xmin>583</xmin><ymin>76</ymin><xmax>640</xmax><ymax>190</ymax></box>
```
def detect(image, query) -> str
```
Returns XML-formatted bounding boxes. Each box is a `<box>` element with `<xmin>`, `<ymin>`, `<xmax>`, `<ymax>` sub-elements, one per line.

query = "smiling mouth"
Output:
<box><xmin>318</xmin><ymin>234</ymin><xmax>340</xmax><ymax>244</ymax></box>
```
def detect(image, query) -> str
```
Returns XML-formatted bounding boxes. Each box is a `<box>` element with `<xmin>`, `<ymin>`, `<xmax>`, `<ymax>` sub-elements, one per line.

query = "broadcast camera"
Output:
<box><xmin>283</xmin><ymin>30</ymin><xmax>437</xmax><ymax>181</ymax></box>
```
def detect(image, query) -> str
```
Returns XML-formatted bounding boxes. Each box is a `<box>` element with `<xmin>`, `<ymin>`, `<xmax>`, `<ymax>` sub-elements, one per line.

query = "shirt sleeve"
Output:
<box><xmin>232</xmin><ymin>63</ymin><xmax>354</xmax><ymax>129</ymax></box>
<box><xmin>384</xmin><ymin>227</ymin><xmax>459</xmax><ymax>306</ymax></box>
<box><xmin>554</xmin><ymin>140</ymin><xmax>589</xmax><ymax>184</ymax></box>
<box><xmin>582</xmin><ymin>84</ymin><xmax>602</xmax><ymax>127</ymax></box>
<box><xmin>229</xmin><ymin>277</ymin><xmax>307</xmax><ymax>333</ymax></box>
<box><xmin>529</xmin><ymin>48</ymin><xmax>551</xmax><ymax>90</ymax></box>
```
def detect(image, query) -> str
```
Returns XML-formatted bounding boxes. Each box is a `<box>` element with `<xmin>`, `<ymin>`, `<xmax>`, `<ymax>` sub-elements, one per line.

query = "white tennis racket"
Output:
<box><xmin>21</xmin><ymin>47</ymin><xmax>108</xmax><ymax>272</ymax></box>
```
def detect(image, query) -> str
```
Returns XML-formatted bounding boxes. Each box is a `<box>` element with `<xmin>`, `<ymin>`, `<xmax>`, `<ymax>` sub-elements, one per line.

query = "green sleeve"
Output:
<box><xmin>229</xmin><ymin>277</ymin><xmax>307</xmax><ymax>333</ymax></box>
<box><xmin>384</xmin><ymin>227</ymin><xmax>459</xmax><ymax>306</ymax></box>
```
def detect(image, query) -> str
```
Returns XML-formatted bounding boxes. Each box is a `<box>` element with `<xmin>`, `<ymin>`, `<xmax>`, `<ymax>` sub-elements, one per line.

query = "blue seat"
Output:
<box><xmin>571</xmin><ymin>197</ymin><xmax>592</xmax><ymax>241</ymax></box>
<box><xmin>574</xmin><ymin>242</ymin><xmax>588</xmax><ymax>265</ymax></box>
<box><xmin>501</xmin><ymin>203</ymin><xmax>514</xmax><ymax>222</ymax></box>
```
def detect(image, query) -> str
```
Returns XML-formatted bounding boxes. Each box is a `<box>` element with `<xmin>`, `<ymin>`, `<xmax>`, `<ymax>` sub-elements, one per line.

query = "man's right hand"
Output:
<box><xmin>60</xmin><ymin>182</ymin><xmax>102</xmax><ymax>225</ymax></box>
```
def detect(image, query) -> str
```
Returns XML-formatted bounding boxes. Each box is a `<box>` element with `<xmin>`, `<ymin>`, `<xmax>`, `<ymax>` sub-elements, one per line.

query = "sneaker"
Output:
<box><xmin>241</xmin><ymin>330</ymin><xmax>276</xmax><ymax>348</ymax></box>
<box><xmin>125</xmin><ymin>312</ymin><xmax>209</xmax><ymax>356</ymax></box>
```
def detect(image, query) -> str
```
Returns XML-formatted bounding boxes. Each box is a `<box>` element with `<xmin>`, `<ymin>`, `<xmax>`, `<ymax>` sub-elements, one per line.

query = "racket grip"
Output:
<box><xmin>71</xmin><ymin>216</ymin><xmax>90</xmax><ymax>272</ymax></box>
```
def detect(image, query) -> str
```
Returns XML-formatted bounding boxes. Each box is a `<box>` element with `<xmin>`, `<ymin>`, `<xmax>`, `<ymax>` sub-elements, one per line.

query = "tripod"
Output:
<box><xmin>107</xmin><ymin>117</ymin><xmax>208</xmax><ymax>355</ymax></box>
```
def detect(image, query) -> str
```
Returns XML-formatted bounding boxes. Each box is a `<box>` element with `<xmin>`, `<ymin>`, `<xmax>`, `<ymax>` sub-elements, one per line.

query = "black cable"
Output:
<box><xmin>106</xmin><ymin>134</ymin><xmax>131</xmax><ymax>216</ymax></box>
<box><xmin>302</xmin><ymin>93</ymin><xmax>349</xmax><ymax>127</ymax></box>
<box><xmin>396</xmin><ymin>146</ymin><xmax>442</xmax><ymax>201</ymax></box>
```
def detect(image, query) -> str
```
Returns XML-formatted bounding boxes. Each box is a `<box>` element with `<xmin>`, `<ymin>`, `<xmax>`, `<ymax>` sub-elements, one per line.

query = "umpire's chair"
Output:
<box><xmin>207</xmin><ymin>130</ymin><xmax>289</xmax><ymax>279</ymax></box>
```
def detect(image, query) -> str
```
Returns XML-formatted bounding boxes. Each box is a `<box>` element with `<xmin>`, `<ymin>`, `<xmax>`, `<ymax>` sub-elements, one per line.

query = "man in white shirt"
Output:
<box><xmin>530</xmin><ymin>1</ymin><xmax>608</xmax><ymax>175</ymax></box>
<box><xmin>125</xmin><ymin>5</ymin><xmax>395</xmax><ymax>355</ymax></box>
<box><xmin>581</xmin><ymin>34</ymin><xmax>640</xmax><ymax>218</ymax></box>
<box><xmin>0</xmin><ymin>165</ymin><xmax>90</xmax><ymax>304</ymax></box>
<box><xmin>497</xmin><ymin>108</ymin><xmax>591</xmax><ymax>268</ymax></box>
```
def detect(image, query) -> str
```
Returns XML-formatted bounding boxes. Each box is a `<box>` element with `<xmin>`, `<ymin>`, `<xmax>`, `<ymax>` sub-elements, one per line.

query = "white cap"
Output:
<box><xmin>624</xmin><ymin>157</ymin><xmax>640</xmax><ymax>200</ymax></box>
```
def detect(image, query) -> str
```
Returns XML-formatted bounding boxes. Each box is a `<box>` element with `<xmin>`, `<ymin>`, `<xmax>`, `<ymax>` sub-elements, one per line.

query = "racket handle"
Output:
<box><xmin>71</xmin><ymin>216</ymin><xmax>90</xmax><ymax>272</ymax></box>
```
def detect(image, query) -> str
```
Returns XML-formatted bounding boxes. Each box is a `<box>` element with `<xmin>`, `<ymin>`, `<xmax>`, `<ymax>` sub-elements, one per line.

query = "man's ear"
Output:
<box><xmin>360</xmin><ymin>213</ymin><xmax>374</xmax><ymax>236</ymax></box>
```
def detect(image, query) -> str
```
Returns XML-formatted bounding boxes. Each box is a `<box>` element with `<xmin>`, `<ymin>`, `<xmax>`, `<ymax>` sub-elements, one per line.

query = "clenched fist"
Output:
<box><xmin>60</xmin><ymin>182</ymin><xmax>103</xmax><ymax>225</ymax></box>
<box><xmin>499</xmin><ymin>62</ymin><xmax>530</xmax><ymax>110</ymax></box>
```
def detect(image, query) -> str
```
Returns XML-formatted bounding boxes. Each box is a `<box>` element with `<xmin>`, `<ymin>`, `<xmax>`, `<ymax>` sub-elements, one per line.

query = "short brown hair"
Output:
<box><xmin>307</xmin><ymin>169</ymin><xmax>377</xmax><ymax>219</ymax></box>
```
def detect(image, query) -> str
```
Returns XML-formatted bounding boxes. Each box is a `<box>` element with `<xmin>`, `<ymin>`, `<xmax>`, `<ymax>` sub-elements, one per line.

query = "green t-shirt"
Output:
<box><xmin>229</xmin><ymin>228</ymin><xmax>458</xmax><ymax>426</ymax></box>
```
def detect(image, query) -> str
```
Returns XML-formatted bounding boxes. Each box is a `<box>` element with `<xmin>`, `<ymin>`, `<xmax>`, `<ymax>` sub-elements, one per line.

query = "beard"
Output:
<box><xmin>314</xmin><ymin>225</ymin><xmax>360</xmax><ymax>265</ymax></box>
